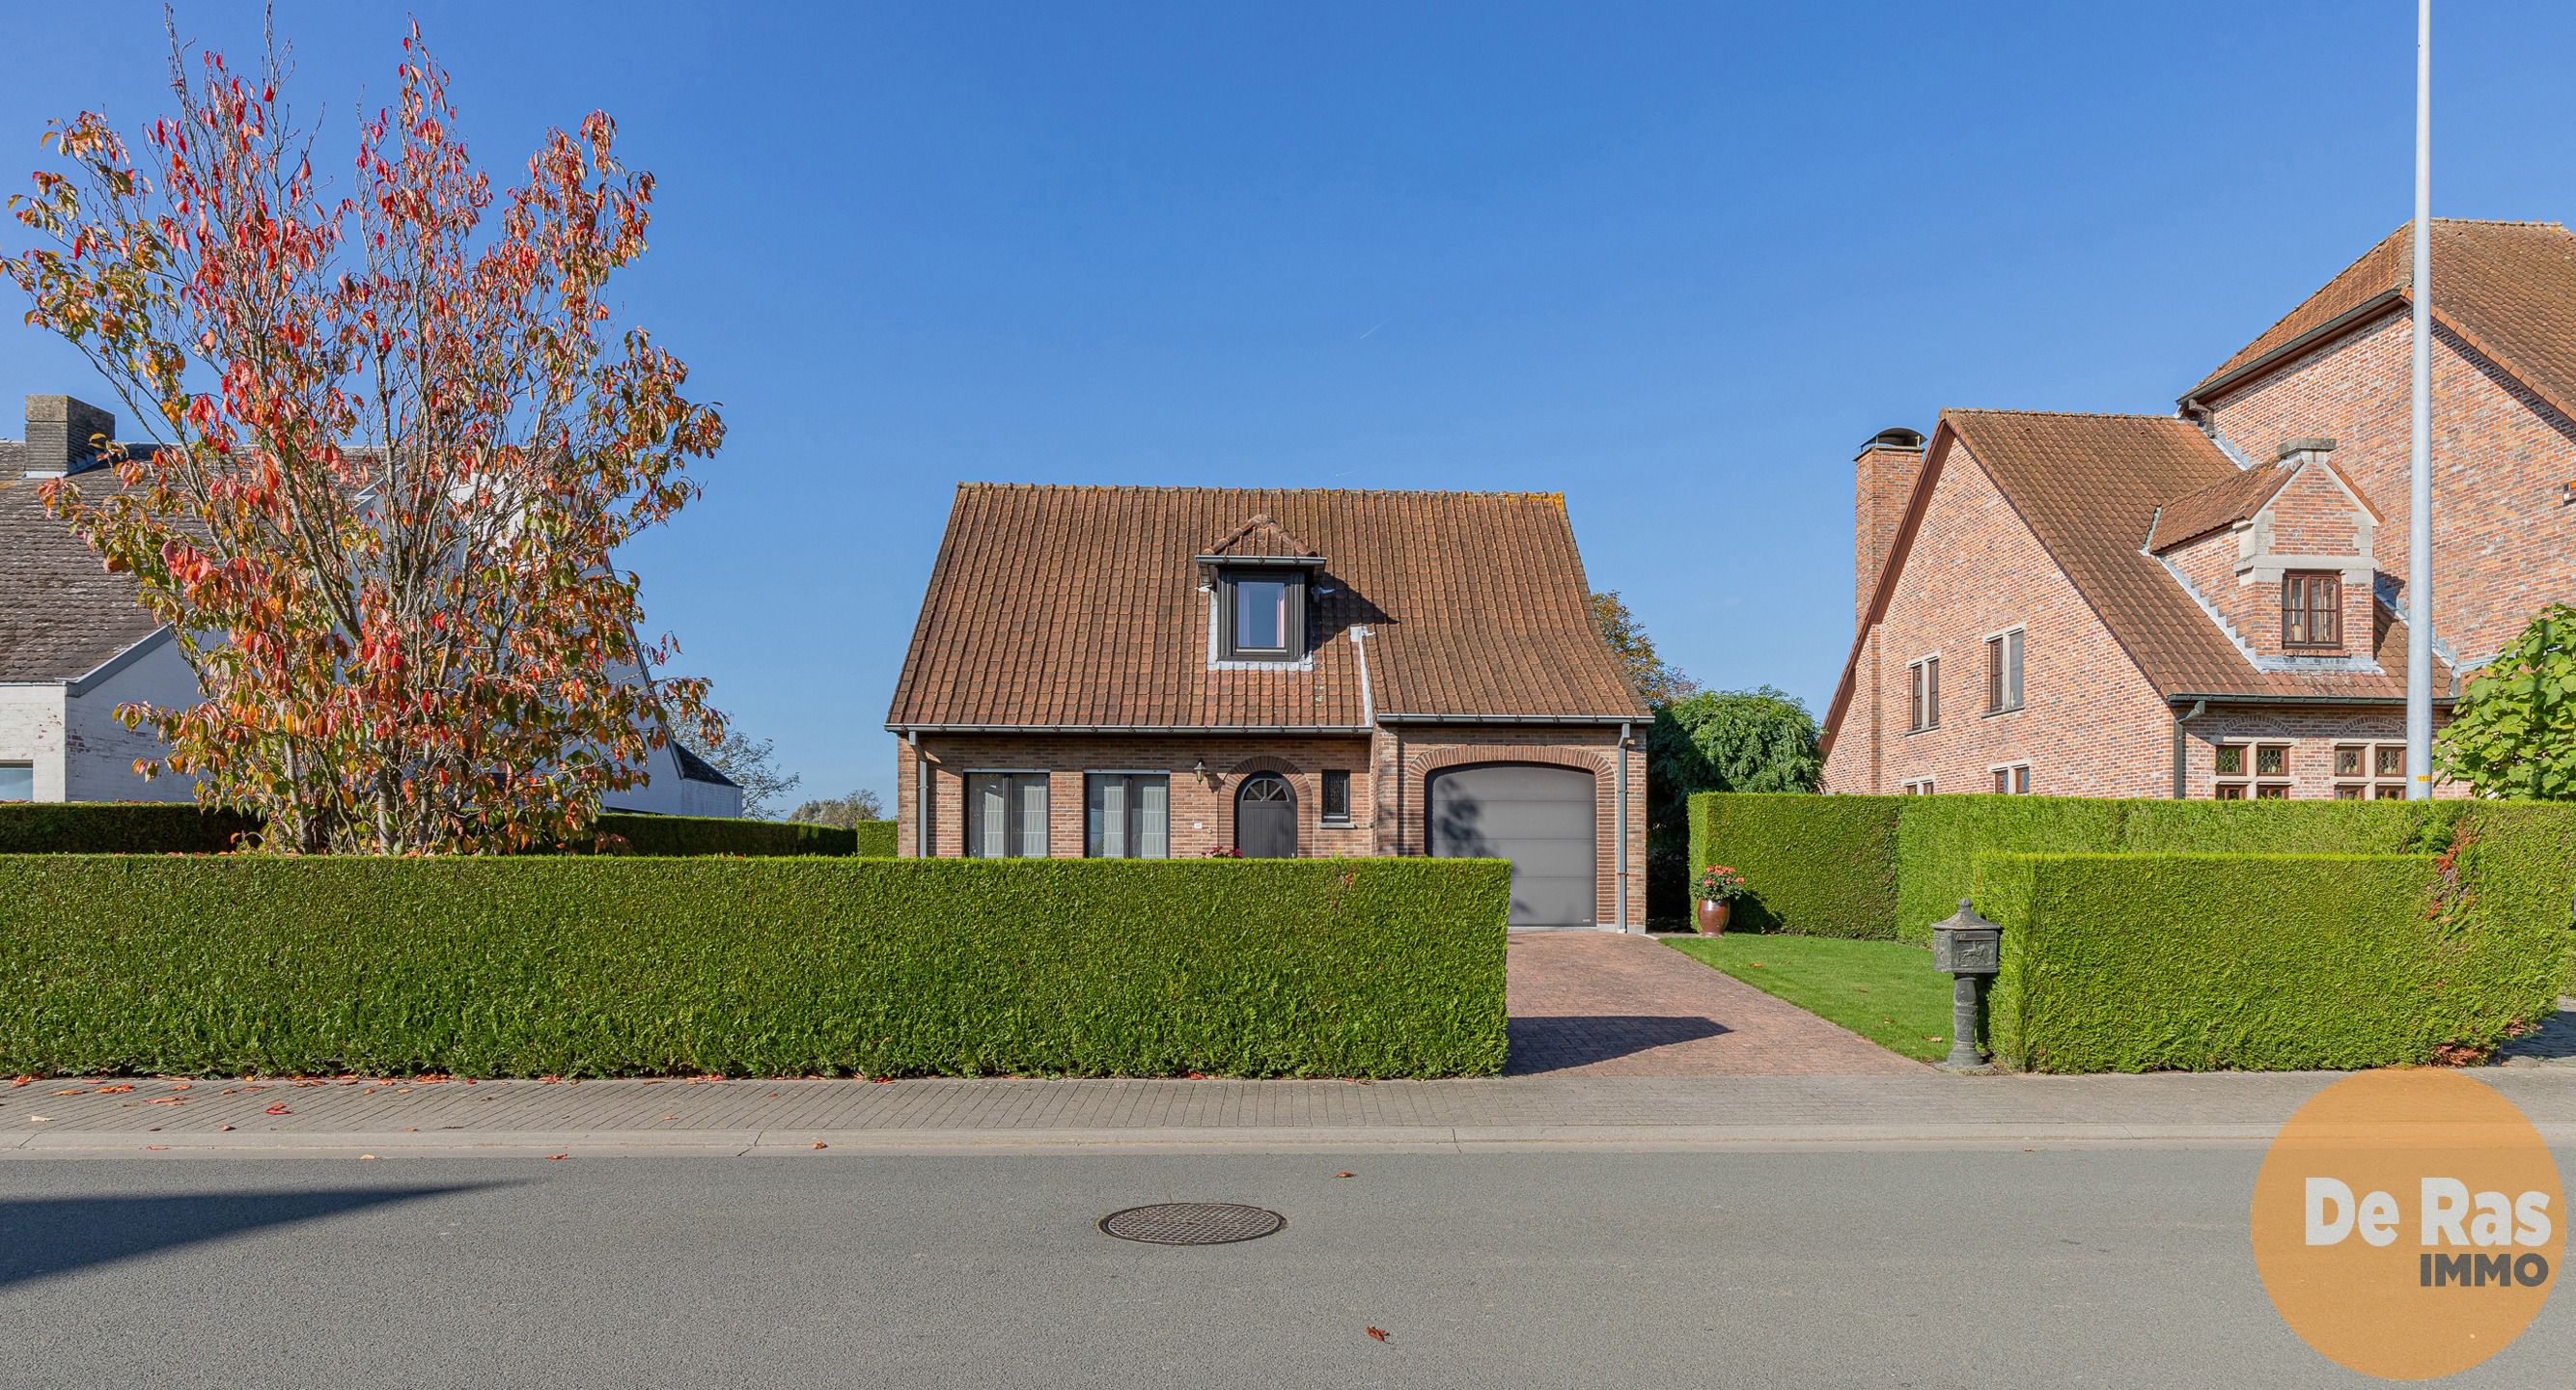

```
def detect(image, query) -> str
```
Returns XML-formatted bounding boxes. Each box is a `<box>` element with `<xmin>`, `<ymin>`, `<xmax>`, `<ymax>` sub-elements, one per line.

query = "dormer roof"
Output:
<box><xmin>1195</xmin><ymin>513</ymin><xmax>1323</xmax><ymax>567</ymax></box>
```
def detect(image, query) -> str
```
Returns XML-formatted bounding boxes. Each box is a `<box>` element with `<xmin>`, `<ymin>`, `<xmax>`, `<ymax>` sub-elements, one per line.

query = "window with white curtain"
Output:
<box><xmin>1085</xmin><ymin>773</ymin><xmax>1170</xmax><ymax>858</ymax></box>
<box><xmin>966</xmin><ymin>772</ymin><xmax>1050</xmax><ymax>857</ymax></box>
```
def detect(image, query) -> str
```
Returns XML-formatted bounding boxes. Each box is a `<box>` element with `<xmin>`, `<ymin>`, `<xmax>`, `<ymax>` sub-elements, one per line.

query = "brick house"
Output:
<box><xmin>1823</xmin><ymin>219</ymin><xmax>2576</xmax><ymax>799</ymax></box>
<box><xmin>885</xmin><ymin>484</ymin><xmax>1650</xmax><ymax>929</ymax></box>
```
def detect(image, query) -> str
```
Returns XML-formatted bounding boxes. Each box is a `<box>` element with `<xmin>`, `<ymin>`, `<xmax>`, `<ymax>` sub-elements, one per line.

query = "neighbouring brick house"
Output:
<box><xmin>886</xmin><ymin>484</ymin><xmax>1650</xmax><ymax>929</ymax></box>
<box><xmin>1823</xmin><ymin>219</ymin><xmax>2576</xmax><ymax>800</ymax></box>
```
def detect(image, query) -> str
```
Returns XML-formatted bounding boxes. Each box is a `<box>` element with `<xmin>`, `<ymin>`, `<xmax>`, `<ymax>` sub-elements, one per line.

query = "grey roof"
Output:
<box><xmin>672</xmin><ymin>743</ymin><xmax>739</xmax><ymax>787</ymax></box>
<box><xmin>0</xmin><ymin>462</ymin><xmax>164</xmax><ymax>682</ymax></box>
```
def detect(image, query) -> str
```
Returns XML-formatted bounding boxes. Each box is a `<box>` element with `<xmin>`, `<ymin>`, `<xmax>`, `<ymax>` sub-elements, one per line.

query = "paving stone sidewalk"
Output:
<box><xmin>9</xmin><ymin>1069</ymin><xmax>2576</xmax><ymax>1156</ymax></box>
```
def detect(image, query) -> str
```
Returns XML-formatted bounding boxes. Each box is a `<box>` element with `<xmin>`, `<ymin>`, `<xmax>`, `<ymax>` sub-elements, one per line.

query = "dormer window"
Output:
<box><xmin>2283</xmin><ymin>570</ymin><xmax>2341</xmax><ymax>649</ymax></box>
<box><xmin>1198</xmin><ymin>513</ymin><xmax>1324</xmax><ymax>666</ymax></box>
<box><xmin>1221</xmin><ymin>570</ymin><xmax>1305</xmax><ymax>661</ymax></box>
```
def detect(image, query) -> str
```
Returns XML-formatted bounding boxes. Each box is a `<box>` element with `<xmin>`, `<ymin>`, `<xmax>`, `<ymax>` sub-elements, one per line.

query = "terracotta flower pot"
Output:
<box><xmin>1696</xmin><ymin>899</ymin><xmax>1731</xmax><ymax>935</ymax></box>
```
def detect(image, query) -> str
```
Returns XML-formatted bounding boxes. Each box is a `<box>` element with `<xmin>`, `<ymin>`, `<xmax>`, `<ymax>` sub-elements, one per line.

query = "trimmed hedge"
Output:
<box><xmin>0</xmin><ymin>803</ymin><xmax>864</xmax><ymax>857</ymax></box>
<box><xmin>1689</xmin><ymin>792</ymin><xmax>1898</xmax><ymax>937</ymax></box>
<box><xmin>2117</xmin><ymin>799</ymin><xmax>2455</xmax><ymax>856</ymax></box>
<box><xmin>590</xmin><ymin>813</ymin><xmax>856</xmax><ymax>857</ymax></box>
<box><xmin>1893</xmin><ymin>795</ymin><xmax>2125</xmax><ymax>944</ymax></box>
<box><xmin>1973</xmin><ymin>852</ymin><xmax>2557</xmax><ymax>1072</ymax></box>
<box><xmin>0</xmin><ymin>856</ymin><xmax>1509</xmax><ymax>1078</ymax></box>
<box><xmin>851</xmin><ymin>819</ymin><xmax>898</xmax><ymax>858</ymax></box>
<box><xmin>0</xmin><ymin>803</ymin><xmax>258</xmax><ymax>854</ymax></box>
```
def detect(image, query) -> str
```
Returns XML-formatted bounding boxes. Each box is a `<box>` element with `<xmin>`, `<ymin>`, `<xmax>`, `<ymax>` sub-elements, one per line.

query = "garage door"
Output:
<box><xmin>1426</xmin><ymin>764</ymin><xmax>1597</xmax><ymax>930</ymax></box>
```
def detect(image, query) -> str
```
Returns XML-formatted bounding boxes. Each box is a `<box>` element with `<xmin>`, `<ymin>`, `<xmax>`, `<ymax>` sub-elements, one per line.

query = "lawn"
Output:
<box><xmin>1664</xmin><ymin>933</ymin><xmax>1955</xmax><ymax>1063</ymax></box>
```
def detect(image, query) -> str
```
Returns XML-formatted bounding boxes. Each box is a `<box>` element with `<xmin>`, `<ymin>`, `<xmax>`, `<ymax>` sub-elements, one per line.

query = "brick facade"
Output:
<box><xmin>896</xmin><ymin>725</ymin><xmax>1648</xmax><ymax>929</ymax></box>
<box><xmin>1828</xmin><ymin>228</ymin><xmax>2576</xmax><ymax>802</ymax></box>
<box><xmin>1822</xmin><ymin>436</ymin><xmax>2176</xmax><ymax>797</ymax></box>
<box><xmin>2199</xmin><ymin>311</ymin><xmax>2576</xmax><ymax>671</ymax></box>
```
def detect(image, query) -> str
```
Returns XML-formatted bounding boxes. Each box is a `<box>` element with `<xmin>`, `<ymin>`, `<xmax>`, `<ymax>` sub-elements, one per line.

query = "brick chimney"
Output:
<box><xmin>17</xmin><ymin>394</ymin><xmax>118</xmax><ymax>478</ymax></box>
<box><xmin>1853</xmin><ymin>427</ymin><xmax>1926</xmax><ymax>626</ymax></box>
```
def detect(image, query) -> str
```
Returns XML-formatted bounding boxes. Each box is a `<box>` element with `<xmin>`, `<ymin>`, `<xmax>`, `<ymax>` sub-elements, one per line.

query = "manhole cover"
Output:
<box><xmin>1097</xmin><ymin>1203</ymin><xmax>1286</xmax><ymax>1245</ymax></box>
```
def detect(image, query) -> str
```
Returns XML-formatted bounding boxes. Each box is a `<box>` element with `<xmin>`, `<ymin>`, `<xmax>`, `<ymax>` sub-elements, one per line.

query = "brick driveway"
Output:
<box><xmin>1506</xmin><ymin>932</ymin><xmax>1925</xmax><ymax>1077</ymax></box>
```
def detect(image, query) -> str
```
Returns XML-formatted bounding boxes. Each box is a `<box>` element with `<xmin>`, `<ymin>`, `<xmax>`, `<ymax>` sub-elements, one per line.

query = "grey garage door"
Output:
<box><xmin>1426</xmin><ymin>764</ymin><xmax>1597</xmax><ymax>930</ymax></box>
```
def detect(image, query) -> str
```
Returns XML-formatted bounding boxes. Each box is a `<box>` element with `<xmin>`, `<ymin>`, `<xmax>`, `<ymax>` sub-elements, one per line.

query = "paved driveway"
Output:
<box><xmin>1506</xmin><ymin>931</ymin><xmax>1925</xmax><ymax>1077</ymax></box>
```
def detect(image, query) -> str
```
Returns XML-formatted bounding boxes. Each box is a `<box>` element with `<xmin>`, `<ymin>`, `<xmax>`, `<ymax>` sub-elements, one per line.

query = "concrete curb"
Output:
<box><xmin>18</xmin><ymin>1119</ymin><xmax>2576</xmax><ymax>1157</ymax></box>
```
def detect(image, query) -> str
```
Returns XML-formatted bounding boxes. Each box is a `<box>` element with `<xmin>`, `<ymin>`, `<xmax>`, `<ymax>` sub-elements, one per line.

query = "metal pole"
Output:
<box><xmin>2405</xmin><ymin>0</ymin><xmax>2435</xmax><ymax>799</ymax></box>
<box><xmin>1614</xmin><ymin>721</ymin><xmax>1631</xmax><ymax>931</ymax></box>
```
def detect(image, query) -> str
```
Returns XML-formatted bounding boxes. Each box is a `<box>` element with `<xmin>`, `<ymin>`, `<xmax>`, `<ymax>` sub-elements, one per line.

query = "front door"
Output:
<box><xmin>1234</xmin><ymin>773</ymin><xmax>1298</xmax><ymax>857</ymax></box>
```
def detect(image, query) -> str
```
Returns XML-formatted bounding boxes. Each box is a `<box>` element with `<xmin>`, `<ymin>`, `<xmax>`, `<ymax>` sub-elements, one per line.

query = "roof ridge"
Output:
<box><xmin>1944</xmin><ymin>407</ymin><xmax>2195</xmax><ymax>422</ymax></box>
<box><xmin>954</xmin><ymin>482</ymin><xmax>1570</xmax><ymax>501</ymax></box>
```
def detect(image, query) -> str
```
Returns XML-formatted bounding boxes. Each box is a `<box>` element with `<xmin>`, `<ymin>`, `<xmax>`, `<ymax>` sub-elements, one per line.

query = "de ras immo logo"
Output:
<box><xmin>2252</xmin><ymin>1070</ymin><xmax>2563</xmax><ymax>1380</ymax></box>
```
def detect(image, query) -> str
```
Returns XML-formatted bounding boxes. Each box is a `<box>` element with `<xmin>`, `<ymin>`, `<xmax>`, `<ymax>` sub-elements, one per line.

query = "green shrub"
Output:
<box><xmin>0</xmin><ymin>856</ymin><xmax>1508</xmax><ymax>1078</ymax></box>
<box><xmin>1689</xmin><ymin>792</ymin><xmax>1898</xmax><ymax>937</ymax></box>
<box><xmin>850</xmin><ymin>819</ymin><xmax>899</xmax><ymax>857</ymax></box>
<box><xmin>2117</xmin><ymin>799</ymin><xmax>2457</xmax><ymax>856</ymax></box>
<box><xmin>1974</xmin><ymin>850</ymin><xmax>2561</xmax><ymax>1072</ymax></box>
<box><xmin>0</xmin><ymin>803</ymin><xmax>258</xmax><ymax>854</ymax></box>
<box><xmin>1894</xmin><ymin>795</ymin><xmax>2124</xmax><ymax>943</ymax></box>
<box><xmin>590</xmin><ymin>813</ymin><xmax>856</xmax><ymax>857</ymax></box>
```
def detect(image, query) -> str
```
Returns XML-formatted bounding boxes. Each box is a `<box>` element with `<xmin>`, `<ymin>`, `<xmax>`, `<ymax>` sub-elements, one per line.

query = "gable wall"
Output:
<box><xmin>2204</xmin><ymin>312</ymin><xmax>2576</xmax><ymax>668</ymax></box>
<box><xmin>1836</xmin><ymin>438</ymin><xmax>2175</xmax><ymax>797</ymax></box>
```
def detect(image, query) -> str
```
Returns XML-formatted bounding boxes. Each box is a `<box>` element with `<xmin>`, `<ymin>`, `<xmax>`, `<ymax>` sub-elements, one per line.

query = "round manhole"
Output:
<box><xmin>1097</xmin><ymin>1203</ymin><xmax>1286</xmax><ymax>1245</ymax></box>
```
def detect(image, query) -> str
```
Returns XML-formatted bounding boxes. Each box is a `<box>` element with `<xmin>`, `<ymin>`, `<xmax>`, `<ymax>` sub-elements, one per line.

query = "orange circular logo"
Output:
<box><xmin>2252</xmin><ymin>1070</ymin><xmax>2562</xmax><ymax>1380</ymax></box>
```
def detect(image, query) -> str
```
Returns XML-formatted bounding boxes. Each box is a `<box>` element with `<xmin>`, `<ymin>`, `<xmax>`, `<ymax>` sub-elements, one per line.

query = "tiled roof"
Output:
<box><xmin>887</xmin><ymin>485</ymin><xmax>1647</xmax><ymax>729</ymax></box>
<box><xmin>1944</xmin><ymin>410</ymin><xmax>2427</xmax><ymax>702</ymax></box>
<box><xmin>2147</xmin><ymin>463</ymin><xmax>2295</xmax><ymax>551</ymax></box>
<box><xmin>1821</xmin><ymin>411</ymin><xmax>2440</xmax><ymax>753</ymax></box>
<box><xmin>0</xmin><ymin>462</ymin><xmax>164</xmax><ymax>682</ymax></box>
<box><xmin>2187</xmin><ymin>220</ymin><xmax>2576</xmax><ymax>422</ymax></box>
<box><xmin>1200</xmin><ymin>513</ymin><xmax>1321</xmax><ymax>561</ymax></box>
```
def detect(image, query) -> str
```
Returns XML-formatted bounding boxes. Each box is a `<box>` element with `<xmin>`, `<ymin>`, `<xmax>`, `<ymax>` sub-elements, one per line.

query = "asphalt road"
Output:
<box><xmin>1</xmin><ymin>1148</ymin><xmax>2567</xmax><ymax>1389</ymax></box>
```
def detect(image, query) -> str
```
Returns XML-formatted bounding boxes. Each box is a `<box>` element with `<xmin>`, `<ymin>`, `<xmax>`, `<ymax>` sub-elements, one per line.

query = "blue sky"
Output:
<box><xmin>5</xmin><ymin>3</ymin><xmax>2573</xmax><ymax>808</ymax></box>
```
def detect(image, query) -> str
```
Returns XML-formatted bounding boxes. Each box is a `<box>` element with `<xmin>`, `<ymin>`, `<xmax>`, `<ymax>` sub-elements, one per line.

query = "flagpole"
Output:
<box><xmin>2405</xmin><ymin>0</ymin><xmax>2434</xmax><ymax>798</ymax></box>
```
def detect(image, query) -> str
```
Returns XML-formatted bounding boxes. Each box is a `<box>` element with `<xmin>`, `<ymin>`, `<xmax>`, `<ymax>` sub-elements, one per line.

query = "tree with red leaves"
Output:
<box><xmin>5</xmin><ymin>21</ymin><xmax>723</xmax><ymax>852</ymax></box>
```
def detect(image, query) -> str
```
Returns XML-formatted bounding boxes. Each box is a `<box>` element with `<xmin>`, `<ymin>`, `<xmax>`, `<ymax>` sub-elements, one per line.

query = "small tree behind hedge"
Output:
<box><xmin>2437</xmin><ymin>603</ymin><xmax>2576</xmax><ymax>799</ymax></box>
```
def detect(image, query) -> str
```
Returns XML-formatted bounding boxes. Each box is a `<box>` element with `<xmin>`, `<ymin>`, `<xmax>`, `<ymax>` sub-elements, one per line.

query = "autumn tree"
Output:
<box><xmin>4</xmin><ymin>24</ymin><xmax>722</xmax><ymax>852</ymax></box>
<box><xmin>2436</xmin><ymin>603</ymin><xmax>2576</xmax><ymax>799</ymax></box>
<box><xmin>1589</xmin><ymin>590</ymin><xmax>1699</xmax><ymax>708</ymax></box>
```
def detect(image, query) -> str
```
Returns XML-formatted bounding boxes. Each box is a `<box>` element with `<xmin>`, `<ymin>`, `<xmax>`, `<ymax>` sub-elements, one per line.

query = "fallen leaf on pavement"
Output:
<box><xmin>97</xmin><ymin>1084</ymin><xmax>134</xmax><ymax>1094</ymax></box>
<box><xmin>7</xmin><ymin>1076</ymin><xmax>32</xmax><ymax>1088</ymax></box>
<box><xmin>29</xmin><ymin>1116</ymin><xmax>51</xmax><ymax>1123</ymax></box>
<box><xmin>1366</xmin><ymin>1327</ymin><xmax>1390</xmax><ymax>1342</ymax></box>
<box><xmin>146</xmin><ymin>1145</ymin><xmax>167</xmax><ymax>1152</ymax></box>
<box><xmin>359</xmin><ymin>1154</ymin><xmax>377</xmax><ymax>1160</ymax></box>
<box><xmin>545</xmin><ymin>1154</ymin><xmax>569</xmax><ymax>1160</ymax></box>
<box><xmin>219</xmin><ymin>1125</ymin><xmax>235</xmax><ymax>1131</ymax></box>
<box><xmin>264</xmin><ymin>1104</ymin><xmax>291</xmax><ymax>1115</ymax></box>
<box><xmin>1333</xmin><ymin>1172</ymin><xmax>1356</xmax><ymax>1179</ymax></box>
<box><xmin>811</xmin><ymin>1141</ymin><xmax>828</xmax><ymax>1150</ymax></box>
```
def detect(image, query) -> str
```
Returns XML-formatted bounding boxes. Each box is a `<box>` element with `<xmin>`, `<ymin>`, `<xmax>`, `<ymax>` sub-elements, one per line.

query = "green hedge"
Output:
<box><xmin>851</xmin><ymin>819</ymin><xmax>898</xmax><ymax>857</ymax></box>
<box><xmin>0</xmin><ymin>803</ymin><xmax>259</xmax><ymax>854</ymax></box>
<box><xmin>1893</xmin><ymin>795</ymin><xmax>2125</xmax><ymax>943</ymax></box>
<box><xmin>0</xmin><ymin>856</ymin><xmax>1509</xmax><ymax>1078</ymax></box>
<box><xmin>1689</xmin><ymin>792</ymin><xmax>1898</xmax><ymax>937</ymax></box>
<box><xmin>1974</xmin><ymin>852</ymin><xmax>2557</xmax><ymax>1072</ymax></box>
<box><xmin>2116</xmin><ymin>799</ymin><xmax>2456</xmax><ymax>856</ymax></box>
<box><xmin>0</xmin><ymin>803</ymin><xmax>863</xmax><ymax>857</ymax></box>
<box><xmin>589</xmin><ymin>813</ymin><xmax>856</xmax><ymax>857</ymax></box>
